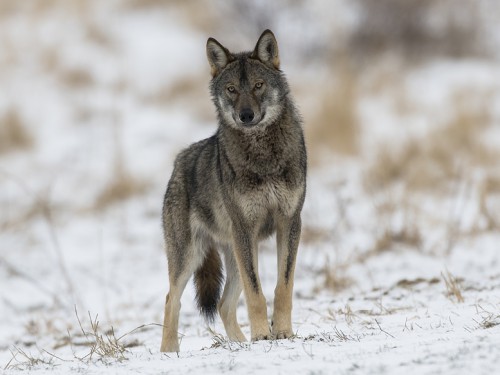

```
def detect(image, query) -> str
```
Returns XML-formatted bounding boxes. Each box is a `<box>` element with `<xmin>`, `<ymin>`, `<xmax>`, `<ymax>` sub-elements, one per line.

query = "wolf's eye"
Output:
<box><xmin>227</xmin><ymin>85</ymin><xmax>236</xmax><ymax>93</ymax></box>
<box><xmin>255</xmin><ymin>82</ymin><xmax>263</xmax><ymax>89</ymax></box>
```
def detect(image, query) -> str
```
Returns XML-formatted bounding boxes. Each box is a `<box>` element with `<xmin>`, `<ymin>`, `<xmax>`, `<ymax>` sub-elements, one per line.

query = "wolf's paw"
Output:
<box><xmin>273</xmin><ymin>329</ymin><xmax>294</xmax><ymax>340</ymax></box>
<box><xmin>251</xmin><ymin>333</ymin><xmax>272</xmax><ymax>341</ymax></box>
<box><xmin>274</xmin><ymin>331</ymin><xmax>292</xmax><ymax>340</ymax></box>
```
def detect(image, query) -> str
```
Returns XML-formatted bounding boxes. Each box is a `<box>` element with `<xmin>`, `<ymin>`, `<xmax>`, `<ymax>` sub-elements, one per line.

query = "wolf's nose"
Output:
<box><xmin>239</xmin><ymin>108</ymin><xmax>255</xmax><ymax>124</ymax></box>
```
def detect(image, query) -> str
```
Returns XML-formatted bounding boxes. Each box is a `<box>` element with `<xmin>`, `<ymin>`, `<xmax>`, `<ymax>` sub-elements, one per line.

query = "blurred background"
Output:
<box><xmin>1</xmin><ymin>0</ymin><xmax>500</xmax><ymax>352</ymax></box>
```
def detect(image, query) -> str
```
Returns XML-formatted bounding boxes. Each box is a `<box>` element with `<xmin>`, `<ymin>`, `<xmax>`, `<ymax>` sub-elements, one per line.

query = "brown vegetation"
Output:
<box><xmin>306</xmin><ymin>63</ymin><xmax>360</xmax><ymax>161</ymax></box>
<box><xmin>0</xmin><ymin>110</ymin><xmax>33</xmax><ymax>154</ymax></box>
<box><xmin>364</xmin><ymin>90</ymin><xmax>497</xmax><ymax>194</ymax></box>
<box><xmin>350</xmin><ymin>0</ymin><xmax>486</xmax><ymax>60</ymax></box>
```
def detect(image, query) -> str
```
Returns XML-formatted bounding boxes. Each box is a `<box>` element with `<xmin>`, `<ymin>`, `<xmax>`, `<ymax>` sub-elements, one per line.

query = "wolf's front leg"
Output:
<box><xmin>232</xmin><ymin>226</ymin><xmax>271</xmax><ymax>341</ymax></box>
<box><xmin>272</xmin><ymin>213</ymin><xmax>301</xmax><ymax>339</ymax></box>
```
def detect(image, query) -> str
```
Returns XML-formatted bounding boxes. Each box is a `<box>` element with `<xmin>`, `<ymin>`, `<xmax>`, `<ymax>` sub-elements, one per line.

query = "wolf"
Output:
<box><xmin>160</xmin><ymin>29</ymin><xmax>307</xmax><ymax>352</ymax></box>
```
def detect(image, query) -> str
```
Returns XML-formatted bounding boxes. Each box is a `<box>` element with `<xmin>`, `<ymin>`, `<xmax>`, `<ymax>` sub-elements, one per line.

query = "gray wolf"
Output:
<box><xmin>160</xmin><ymin>29</ymin><xmax>307</xmax><ymax>352</ymax></box>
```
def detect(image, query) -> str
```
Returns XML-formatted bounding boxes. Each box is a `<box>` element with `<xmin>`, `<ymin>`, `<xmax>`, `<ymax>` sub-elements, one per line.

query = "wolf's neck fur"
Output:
<box><xmin>218</xmin><ymin>100</ymin><xmax>300</xmax><ymax>176</ymax></box>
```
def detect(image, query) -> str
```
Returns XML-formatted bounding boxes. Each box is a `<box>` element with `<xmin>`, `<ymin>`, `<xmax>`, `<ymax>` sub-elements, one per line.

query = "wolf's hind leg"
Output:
<box><xmin>160</xmin><ymin>244</ymin><xmax>201</xmax><ymax>353</ymax></box>
<box><xmin>160</xmin><ymin>271</ymin><xmax>190</xmax><ymax>352</ymax></box>
<box><xmin>218</xmin><ymin>248</ymin><xmax>246</xmax><ymax>342</ymax></box>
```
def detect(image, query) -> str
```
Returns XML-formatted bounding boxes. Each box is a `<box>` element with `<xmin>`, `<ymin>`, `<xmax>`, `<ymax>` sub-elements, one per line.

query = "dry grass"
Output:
<box><xmin>370</xmin><ymin>225</ymin><xmax>421</xmax><ymax>254</ymax></box>
<box><xmin>320</xmin><ymin>327</ymin><xmax>361</xmax><ymax>343</ymax></box>
<box><xmin>5</xmin><ymin>308</ymin><xmax>152</xmax><ymax>369</ymax></box>
<box><xmin>441</xmin><ymin>270</ymin><xmax>464</xmax><ymax>303</ymax></box>
<box><xmin>72</xmin><ymin>310</ymin><xmax>127</xmax><ymax>362</ymax></box>
<box><xmin>365</xmin><ymin>90</ymin><xmax>497</xmax><ymax>194</ymax></box>
<box><xmin>94</xmin><ymin>126</ymin><xmax>148</xmax><ymax>210</ymax></box>
<box><xmin>315</xmin><ymin>255</ymin><xmax>354</xmax><ymax>293</ymax></box>
<box><xmin>0</xmin><ymin>110</ymin><xmax>33</xmax><ymax>154</ymax></box>
<box><xmin>122</xmin><ymin>0</ymin><xmax>217</xmax><ymax>33</ymax></box>
<box><xmin>307</xmin><ymin>62</ymin><xmax>360</xmax><ymax>160</ymax></box>
<box><xmin>94</xmin><ymin>168</ymin><xmax>148</xmax><ymax>210</ymax></box>
<box><xmin>474</xmin><ymin>305</ymin><xmax>500</xmax><ymax>329</ymax></box>
<box><xmin>360</xmin><ymin>86</ymin><xmax>498</xmax><ymax>253</ymax></box>
<box><xmin>478</xmin><ymin>313</ymin><xmax>500</xmax><ymax>329</ymax></box>
<box><xmin>207</xmin><ymin>330</ymin><xmax>250</xmax><ymax>352</ymax></box>
<box><xmin>324</xmin><ymin>304</ymin><xmax>357</xmax><ymax>325</ymax></box>
<box><xmin>4</xmin><ymin>347</ymin><xmax>54</xmax><ymax>371</ymax></box>
<box><xmin>361</xmin><ymin>195</ymin><xmax>422</xmax><ymax>255</ymax></box>
<box><xmin>300</xmin><ymin>226</ymin><xmax>330</xmax><ymax>245</ymax></box>
<box><xmin>85</xmin><ymin>21</ymin><xmax>115</xmax><ymax>48</ymax></box>
<box><xmin>349</xmin><ymin>0</ymin><xmax>486</xmax><ymax>60</ymax></box>
<box><xmin>59</xmin><ymin>67</ymin><xmax>94</xmax><ymax>89</ymax></box>
<box><xmin>479</xmin><ymin>175</ymin><xmax>500</xmax><ymax>230</ymax></box>
<box><xmin>147</xmin><ymin>74</ymin><xmax>214</xmax><ymax>122</ymax></box>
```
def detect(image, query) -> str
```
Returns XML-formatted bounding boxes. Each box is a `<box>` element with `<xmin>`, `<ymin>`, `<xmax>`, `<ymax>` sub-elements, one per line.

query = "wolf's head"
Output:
<box><xmin>206</xmin><ymin>30</ymin><xmax>289</xmax><ymax>130</ymax></box>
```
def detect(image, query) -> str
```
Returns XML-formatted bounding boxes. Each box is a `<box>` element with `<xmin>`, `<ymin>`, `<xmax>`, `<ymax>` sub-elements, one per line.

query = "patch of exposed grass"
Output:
<box><xmin>362</xmin><ymin>88</ymin><xmax>498</xmax><ymax>254</ymax></box>
<box><xmin>314</xmin><ymin>255</ymin><xmax>354</xmax><ymax>293</ymax></box>
<box><xmin>478</xmin><ymin>313</ymin><xmax>500</xmax><ymax>329</ymax></box>
<box><xmin>371</xmin><ymin>225</ymin><xmax>422</xmax><ymax>254</ymax></box>
<box><xmin>307</xmin><ymin>61</ymin><xmax>360</xmax><ymax>161</ymax></box>
<box><xmin>94</xmin><ymin>168</ymin><xmax>148</xmax><ymax>210</ymax></box>
<box><xmin>0</xmin><ymin>110</ymin><xmax>33</xmax><ymax>154</ymax></box>
<box><xmin>395</xmin><ymin>277</ymin><xmax>440</xmax><ymax>289</ymax></box>
<box><xmin>6</xmin><ymin>308</ymin><xmax>153</xmax><ymax>370</ymax></box>
<box><xmin>349</xmin><ymin>0</ymin><xmax>486</xmax><ymax>60</ymax></box>
<box><xmin>205</xmin><ymin>328</ymin><xmax>250</xmax><ymax>352</ymax></box>
<box><xmin>365</xmin><ymin>90</ymin><xmax>496</xmax><ymax>194</ymax></box>
<box><xmin>300</xmin><ymin>225</ymin><xmax>330</xmax><ymax>245</ymax></box>
<box><xmin>324</xmin><ymin>304</ymin><xmax>358</xmax><ymax>326</ymax></box>
<box><xmin>4</xmin><ymin>347</ymin><xmax>55</xmax><ymax>371</ymax></box>
<box><xmin>479</xmin><ymin>175</ymin><xmax>500</xmax><ymax>230</ymax></box>
<box><xmin>72</xmin><ymin>310</ymin><xmax>127</xmax><ymax>362</ymax></box>
<box><xmin>147</xmin><ymin>74</ymin><xmax>213</xmax><ymax>121</ymax></box>
<box><xmin>59</xmin><ymin>67</ymin><xmax>94</xmax><ymax>89</ymax></box>
<box><xmin>94</xmin><ymin>126</ymin><xmax>149</xmax><ymax>210</ymax></box>
<box><xmin>441</xmin><ymin>270</ymin><xmax>464</xmax><ymax>303</ymax></box>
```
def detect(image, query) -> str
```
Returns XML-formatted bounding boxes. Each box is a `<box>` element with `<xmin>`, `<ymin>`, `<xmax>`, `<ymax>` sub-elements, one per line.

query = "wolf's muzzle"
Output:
<box><xmin>239</xmin><ymin>108</ymin><xmax>255</xmax><ymax>124</ymax></box>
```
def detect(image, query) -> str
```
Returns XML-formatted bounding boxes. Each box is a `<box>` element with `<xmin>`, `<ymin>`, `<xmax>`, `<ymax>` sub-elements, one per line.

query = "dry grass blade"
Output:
<box><xmin>474</xmin><ymin>305</ymin><xmax>500</xmax><ymax>329</ymax></box>
<box><xmin>74</xmin><ymin>307</ymin><xmax>127</xmax><ymax>362</ymax></box>
<box><xmin>375</xmin><ymin>319</ymin><xmax>395</xmax><ymax>338</ymax></box>
<box><xmin>479</xmin><ymin>314</ymin><xmax>500</xmax><ymax>329</ymax></box>
<box><xmin>4</xmin><ymin>346</ymin><xmax>54</xmax><ymax>370</ymax></box>
<box><xmin>441</xmin><ymin>270</ymin><xmax>464</xmax><ymax>303</ymax></box>
<box><xmin>206</xmin><ymin>329</ymin><xmax>249</xmax><ymax>352</ymax></box>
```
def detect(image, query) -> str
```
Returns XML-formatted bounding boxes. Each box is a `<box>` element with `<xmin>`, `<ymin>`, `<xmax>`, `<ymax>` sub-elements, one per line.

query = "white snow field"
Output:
<box><xmin>1</xmin><ymin>1</ymin><xmax>500</xmax><ymax>374</ymax></box>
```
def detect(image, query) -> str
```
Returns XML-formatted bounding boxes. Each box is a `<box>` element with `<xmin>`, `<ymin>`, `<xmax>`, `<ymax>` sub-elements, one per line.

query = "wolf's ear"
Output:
<box><xmin>207</xmin><ymin>38</ymin><xmax>233</xmax><ymax>77</ymax></box>
<box><xmin>252</xmin><ymin>29</ymin><xmax>280</xmax><ymax>69</ymax></box>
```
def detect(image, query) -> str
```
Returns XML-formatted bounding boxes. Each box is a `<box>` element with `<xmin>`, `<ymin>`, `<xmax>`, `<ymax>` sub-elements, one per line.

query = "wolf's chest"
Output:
<box><xmin>235</xmin><ymin>173</ymin><xmax>301</xmax><ymax>219</ymax></box>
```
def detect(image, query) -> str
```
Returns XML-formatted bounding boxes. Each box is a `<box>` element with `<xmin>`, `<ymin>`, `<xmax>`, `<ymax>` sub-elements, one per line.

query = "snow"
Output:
<box><xmin>1</xmin><ymin>1</ymin><xmax>500</xmax><ymax>374</ymax></box>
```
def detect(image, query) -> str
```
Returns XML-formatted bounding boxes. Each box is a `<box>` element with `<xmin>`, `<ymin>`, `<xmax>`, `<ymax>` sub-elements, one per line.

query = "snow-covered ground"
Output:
<box><xmin>1</xmin><ymin>1</ymin><xmax>500</xmax><ymax>374</ymax></box>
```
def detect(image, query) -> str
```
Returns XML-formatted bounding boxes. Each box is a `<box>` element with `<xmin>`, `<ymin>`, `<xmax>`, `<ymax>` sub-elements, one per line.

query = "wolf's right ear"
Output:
<box><xmin>206</xmin><ymin>38</ymin><xmax>233</xmax><ymax>77</ymax></box>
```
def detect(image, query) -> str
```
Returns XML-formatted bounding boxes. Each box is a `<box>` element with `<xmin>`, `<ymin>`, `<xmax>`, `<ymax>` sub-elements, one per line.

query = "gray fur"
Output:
<box><xmin>160</xmin><ymin>29</ymin><xmax>307</xmax><ymax>352</ymax></box>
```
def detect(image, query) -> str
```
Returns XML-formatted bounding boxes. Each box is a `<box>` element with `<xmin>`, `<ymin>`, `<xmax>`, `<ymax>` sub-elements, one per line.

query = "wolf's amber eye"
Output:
<box><xmin>255</xmin><ymin>82</ymin><xmax>263</xmax><ymax>89</ymax></box>
<box><xmin>227</xmin><ymin>85</ymin><xmax>236</xmax><ymax>93</ymax></box>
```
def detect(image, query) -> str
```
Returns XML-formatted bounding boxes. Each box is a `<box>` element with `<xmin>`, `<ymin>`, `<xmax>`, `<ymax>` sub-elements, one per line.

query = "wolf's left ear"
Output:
<box><xmin>252</xmin><ymin>29</ymin><xmax>280</xmax><ymax>69</ymax></box>
<box><xmin>207</xmin><ymin>38</ymin><xmax>233</xmax><ymax>77</ymax></box>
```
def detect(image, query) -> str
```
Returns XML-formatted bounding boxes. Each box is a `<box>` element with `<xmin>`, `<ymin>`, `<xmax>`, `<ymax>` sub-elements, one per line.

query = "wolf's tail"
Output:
<box><xmin>194</xmin><ymin>246</ymin><xmax>224</xmax><ymax>322</ymax></box>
